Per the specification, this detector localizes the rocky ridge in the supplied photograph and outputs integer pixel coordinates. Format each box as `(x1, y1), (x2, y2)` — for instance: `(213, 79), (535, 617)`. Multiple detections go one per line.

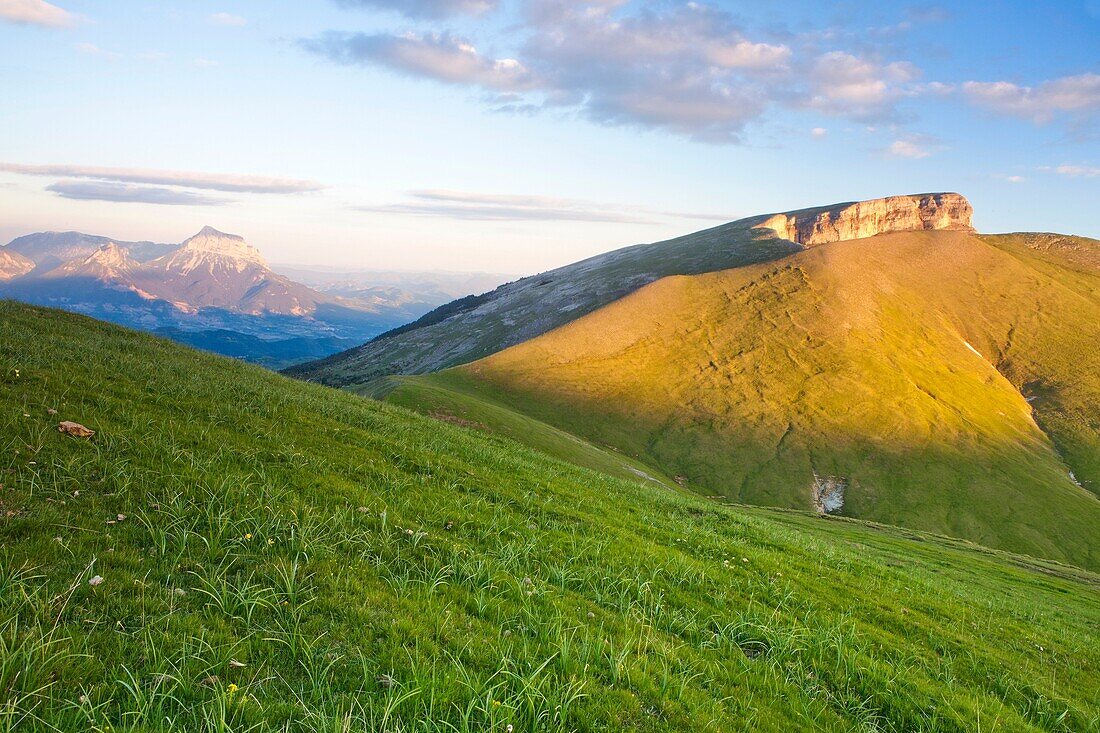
(753, 193), (974, 247)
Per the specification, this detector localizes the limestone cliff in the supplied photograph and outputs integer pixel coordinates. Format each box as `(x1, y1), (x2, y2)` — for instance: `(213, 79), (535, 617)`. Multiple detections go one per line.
(753, 192), (973, 247)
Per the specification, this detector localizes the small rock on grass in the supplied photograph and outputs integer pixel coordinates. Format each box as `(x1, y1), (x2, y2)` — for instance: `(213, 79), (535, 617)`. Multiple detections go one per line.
(58, 421), (95, 438)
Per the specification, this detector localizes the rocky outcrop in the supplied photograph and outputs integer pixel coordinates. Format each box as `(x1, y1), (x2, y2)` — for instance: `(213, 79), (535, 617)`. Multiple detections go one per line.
(753, 193), (974, 247)
(49, 243), (140, 281)
(159, 226), (268, 273)
(0, 248), (34, 281)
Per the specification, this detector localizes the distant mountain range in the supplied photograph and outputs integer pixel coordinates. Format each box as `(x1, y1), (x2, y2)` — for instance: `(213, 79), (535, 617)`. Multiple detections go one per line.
(0, 227), (507, 368)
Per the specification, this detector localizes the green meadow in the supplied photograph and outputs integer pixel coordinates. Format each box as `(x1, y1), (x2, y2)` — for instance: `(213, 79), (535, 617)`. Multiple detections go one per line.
(2, 300), (1098, 732)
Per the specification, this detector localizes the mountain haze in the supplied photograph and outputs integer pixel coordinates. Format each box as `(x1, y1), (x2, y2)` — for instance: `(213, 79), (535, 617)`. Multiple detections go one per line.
(0, 228), (483, 368)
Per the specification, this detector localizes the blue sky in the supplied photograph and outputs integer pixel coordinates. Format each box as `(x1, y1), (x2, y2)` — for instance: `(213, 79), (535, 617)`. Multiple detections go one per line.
(1, 0), (1097, 273)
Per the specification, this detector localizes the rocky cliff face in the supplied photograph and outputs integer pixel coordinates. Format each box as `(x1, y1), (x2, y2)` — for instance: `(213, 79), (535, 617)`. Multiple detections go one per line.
(0, 249), (34, 281)
(161, 226), (268, 274)
(753, 193), (973, 247)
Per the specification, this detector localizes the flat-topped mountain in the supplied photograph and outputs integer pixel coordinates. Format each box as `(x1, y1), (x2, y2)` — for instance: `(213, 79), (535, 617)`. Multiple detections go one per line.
(751, 192), (974, 246)
(377, 227), (1100, 570)
(286, 191), (1100, 569)
(288, 192), (974, 386)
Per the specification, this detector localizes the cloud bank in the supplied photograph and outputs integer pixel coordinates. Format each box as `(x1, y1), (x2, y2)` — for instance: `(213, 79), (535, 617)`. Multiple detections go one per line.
(358, 189), (733, 224)
(0, 163), (326, 194)
(961, 73), (1100, 124)
(305, 0), (1099, 145)
(46, 181), (227, 206)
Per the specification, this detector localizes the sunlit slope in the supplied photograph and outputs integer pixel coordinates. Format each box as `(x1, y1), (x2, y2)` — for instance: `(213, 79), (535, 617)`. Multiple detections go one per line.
(438, 231), (1100, 569)
(3, 301), (1100, 732)
(287, 221), (801, 385)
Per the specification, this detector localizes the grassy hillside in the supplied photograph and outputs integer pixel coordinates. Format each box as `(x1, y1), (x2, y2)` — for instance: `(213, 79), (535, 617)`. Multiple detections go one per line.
(287, 220), (801, 385)
(363, 375), (678, 489)
(405, 231), (1100, 570)
(2, 300), (1099, 731)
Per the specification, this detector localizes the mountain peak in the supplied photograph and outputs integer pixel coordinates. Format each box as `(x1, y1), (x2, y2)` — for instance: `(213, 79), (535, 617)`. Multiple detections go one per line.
(753, 192), (974, 247)
(180, 226), (267, 268)
(194, 225), (243, 240)
(85, 242), (133, 267)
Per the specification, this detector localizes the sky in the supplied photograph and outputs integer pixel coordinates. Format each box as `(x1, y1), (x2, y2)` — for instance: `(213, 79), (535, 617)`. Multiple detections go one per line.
(0, 0), (1097, 274)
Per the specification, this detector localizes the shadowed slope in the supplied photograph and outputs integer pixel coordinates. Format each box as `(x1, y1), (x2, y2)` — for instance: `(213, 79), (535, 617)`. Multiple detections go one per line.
(428, 230), (1100, 569)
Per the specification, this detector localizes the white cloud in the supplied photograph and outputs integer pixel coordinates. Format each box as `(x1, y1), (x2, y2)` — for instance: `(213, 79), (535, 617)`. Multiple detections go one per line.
(193, 58), (220, 68)
(208, 12), (247, 27)
(886, 140), (929, 159)
(806, 52), (919, 121)
(811, 127), (827, 139)
(0, 163), (326, 194)
(704, 40), (792, 70)
(961, 73), (1100, 124)
(880, 134), (942, 159)
(1005, 175), (1026, 183)
(304, 32), (538, 92)
(0, 0), (73, 28)
(1052, 164), (1100, 178)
